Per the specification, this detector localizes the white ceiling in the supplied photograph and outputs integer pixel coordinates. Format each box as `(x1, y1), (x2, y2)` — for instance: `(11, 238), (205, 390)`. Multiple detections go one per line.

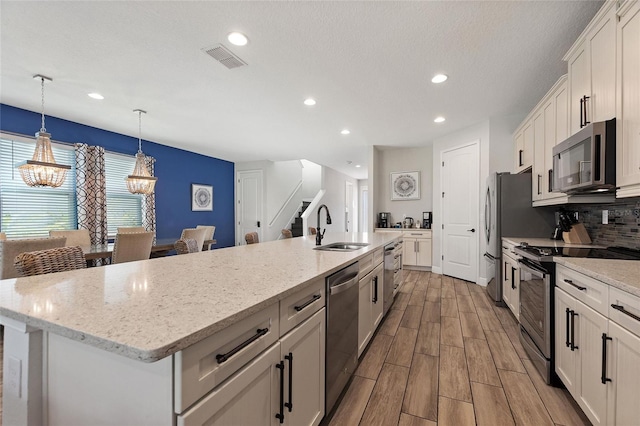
(0, 1), (603, 179)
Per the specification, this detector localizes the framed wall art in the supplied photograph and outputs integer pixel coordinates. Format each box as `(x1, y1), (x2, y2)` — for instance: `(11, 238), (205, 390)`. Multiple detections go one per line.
(390, 171), (420, 200)
(191, 183), (213, 211)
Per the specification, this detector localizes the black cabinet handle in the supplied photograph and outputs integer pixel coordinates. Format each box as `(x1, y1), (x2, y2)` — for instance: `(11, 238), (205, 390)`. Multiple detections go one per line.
(565, 308), (571, 348)
(216, 328), (268, 364)
(548, 169), (553, 193)
(519, 150), (523, 167)
(275, 361), (285, 423)
(511, 266), (516, 290)
(570, 311), (579, 351)
(601, 333), (612, 384)
(580, 97), (584, 128)
(373, 276), (378, 303)
(285, 352), (293, 412)
(583, 95), (590, 126)
(611, 304), (640, 322)
(294, 294), (321, 312)
(564, 278), (587, 291)
(538, 174), (542, 195)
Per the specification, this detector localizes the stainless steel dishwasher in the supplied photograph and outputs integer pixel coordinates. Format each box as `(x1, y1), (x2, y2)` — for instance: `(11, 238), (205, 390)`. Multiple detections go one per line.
(325, 261), (359, 415)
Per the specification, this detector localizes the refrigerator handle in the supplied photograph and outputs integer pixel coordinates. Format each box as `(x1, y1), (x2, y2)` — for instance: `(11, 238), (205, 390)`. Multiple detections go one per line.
(484, 187), (491, 245)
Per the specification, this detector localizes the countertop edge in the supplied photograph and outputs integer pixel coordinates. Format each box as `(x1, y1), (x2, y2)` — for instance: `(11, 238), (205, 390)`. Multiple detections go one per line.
(553, 257), (640, 298)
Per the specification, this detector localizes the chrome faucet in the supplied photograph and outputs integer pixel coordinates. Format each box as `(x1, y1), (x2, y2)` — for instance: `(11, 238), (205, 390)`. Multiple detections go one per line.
(316, 204), (332, 245)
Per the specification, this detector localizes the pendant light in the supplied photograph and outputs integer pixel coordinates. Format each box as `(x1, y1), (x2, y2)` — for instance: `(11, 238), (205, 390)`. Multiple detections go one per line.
(125, 109), (157, 195)
(17, 75), (71, 187)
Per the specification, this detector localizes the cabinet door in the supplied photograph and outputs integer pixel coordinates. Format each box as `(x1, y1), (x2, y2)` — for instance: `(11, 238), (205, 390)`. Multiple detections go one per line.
(280, 309), (325, 426)
(505, 256), (519, 320)
(514, 130), (524, 172)
(416, 238), (432, 267)
(575, 300), (609, 426)
(568, 41), (590, 135)
(358, 274), (373, 357)
(589, 4), (616, 123)
(177, 344), (280, 426)
(532, 110), (545, 201)
(606, 321), (640, 426)
(522, 121), (534, 171)
(501, 255), (512, 309)
(555, 288), (577, 392)
(402, 237), (417, 266)
(617, 2), (640, 196)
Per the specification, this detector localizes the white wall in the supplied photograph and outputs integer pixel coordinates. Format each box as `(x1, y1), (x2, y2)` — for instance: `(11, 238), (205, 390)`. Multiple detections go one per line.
(374, 146), (433, 227)
(318, 166), (358, 233)
(431, 121), (490, 283)
(489, 114), (525, 174)
(301, 160), (322, 199)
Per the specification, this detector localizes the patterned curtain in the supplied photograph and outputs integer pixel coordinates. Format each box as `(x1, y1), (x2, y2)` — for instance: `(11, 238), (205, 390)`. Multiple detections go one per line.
(142, 155), (157, 244)
(75, 143), (108, 246)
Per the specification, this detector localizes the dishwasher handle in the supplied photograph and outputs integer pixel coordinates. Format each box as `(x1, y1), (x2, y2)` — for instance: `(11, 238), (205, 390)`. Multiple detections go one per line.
(330, 272), (359, 295)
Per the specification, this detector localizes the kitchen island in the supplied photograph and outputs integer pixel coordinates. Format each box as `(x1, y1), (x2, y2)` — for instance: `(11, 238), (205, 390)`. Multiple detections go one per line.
(0, 232), (398, 426)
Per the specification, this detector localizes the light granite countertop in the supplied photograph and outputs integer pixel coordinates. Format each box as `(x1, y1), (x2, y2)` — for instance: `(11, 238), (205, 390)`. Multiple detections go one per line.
(554, 257), (640, 297)
(0, 232), (397, 363)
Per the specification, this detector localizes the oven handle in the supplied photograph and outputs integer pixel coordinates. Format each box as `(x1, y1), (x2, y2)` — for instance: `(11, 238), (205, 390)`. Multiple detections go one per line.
(518, 258), (548, 277)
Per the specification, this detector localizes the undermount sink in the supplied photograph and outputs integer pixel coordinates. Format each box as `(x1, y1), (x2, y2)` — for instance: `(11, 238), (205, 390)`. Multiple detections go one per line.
(313, 242), (369, 251)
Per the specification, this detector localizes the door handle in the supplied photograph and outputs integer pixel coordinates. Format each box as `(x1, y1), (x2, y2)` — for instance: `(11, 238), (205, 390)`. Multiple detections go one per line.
(467, 228), (475, 233)
(257, 221), (261, 228)
(601, 333), (612, 384)
(570, 311), (579, 351)
(580, 97), (584, 128)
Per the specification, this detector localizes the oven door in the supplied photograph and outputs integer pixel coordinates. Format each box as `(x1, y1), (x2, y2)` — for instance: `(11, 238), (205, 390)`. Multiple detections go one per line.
(518, 258), (552, 358)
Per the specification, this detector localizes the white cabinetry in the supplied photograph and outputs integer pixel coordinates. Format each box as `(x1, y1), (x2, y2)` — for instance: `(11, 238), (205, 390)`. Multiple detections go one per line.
(514, 121), (534, 173)
(616, 1), (640, 198)
(554, 264), (640, 426)
(359, 261), (384, 357)
(565, 1), (617, 135)
(402, 230), (432, 268)
(501, 242), (520, 320)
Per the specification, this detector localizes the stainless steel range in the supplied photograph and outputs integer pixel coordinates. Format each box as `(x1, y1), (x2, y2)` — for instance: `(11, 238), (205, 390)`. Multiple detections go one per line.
(514, 243), (640, 385)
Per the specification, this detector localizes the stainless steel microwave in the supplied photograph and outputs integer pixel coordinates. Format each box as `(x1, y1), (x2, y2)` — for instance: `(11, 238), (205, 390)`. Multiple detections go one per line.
(552, 118), (616, 193)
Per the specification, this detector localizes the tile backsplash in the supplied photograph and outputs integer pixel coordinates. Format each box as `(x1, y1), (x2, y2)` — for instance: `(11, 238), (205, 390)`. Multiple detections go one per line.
(575, 198), (640, 249)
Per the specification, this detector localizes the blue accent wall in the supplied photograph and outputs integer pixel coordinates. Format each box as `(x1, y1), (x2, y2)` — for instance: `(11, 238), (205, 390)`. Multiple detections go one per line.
(0, 104), (235, 248)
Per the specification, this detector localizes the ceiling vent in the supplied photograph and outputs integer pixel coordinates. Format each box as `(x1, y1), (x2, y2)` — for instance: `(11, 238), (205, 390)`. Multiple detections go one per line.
(202, 44), (247, 69)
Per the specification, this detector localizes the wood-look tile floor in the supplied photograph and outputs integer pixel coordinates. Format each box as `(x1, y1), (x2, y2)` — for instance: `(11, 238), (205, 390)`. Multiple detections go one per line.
(328, 271), (591, 426)
(0, 273), (590, 426)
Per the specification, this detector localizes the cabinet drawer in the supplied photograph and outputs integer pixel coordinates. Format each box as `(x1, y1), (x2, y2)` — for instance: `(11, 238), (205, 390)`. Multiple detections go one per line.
(174, 303), (280, 413)
(372, 247), (384, 267)
(279, 277), (325, 336)
(609, 287), (640, 337)
(556, 265), (609, 316)
(359, 253), (374, 279)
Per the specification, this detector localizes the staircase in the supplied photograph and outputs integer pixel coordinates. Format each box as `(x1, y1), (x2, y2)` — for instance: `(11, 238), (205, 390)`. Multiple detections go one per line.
(290, 201), (311, 237)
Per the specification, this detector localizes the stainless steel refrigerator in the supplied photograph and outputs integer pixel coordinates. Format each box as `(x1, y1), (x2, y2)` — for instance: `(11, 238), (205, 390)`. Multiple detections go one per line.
(484, 172), (555, 305)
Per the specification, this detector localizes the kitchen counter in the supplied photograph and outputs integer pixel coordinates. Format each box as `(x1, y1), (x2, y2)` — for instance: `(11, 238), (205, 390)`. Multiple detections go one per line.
(502, 236), (603, 249)
(554, 257), (640, 297)
(0, 232), (396, 362)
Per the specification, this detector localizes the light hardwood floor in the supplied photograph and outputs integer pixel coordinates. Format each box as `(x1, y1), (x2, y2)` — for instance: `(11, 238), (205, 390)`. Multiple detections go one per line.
(0, 272), (589, 426)
(328, 271), (591, 426)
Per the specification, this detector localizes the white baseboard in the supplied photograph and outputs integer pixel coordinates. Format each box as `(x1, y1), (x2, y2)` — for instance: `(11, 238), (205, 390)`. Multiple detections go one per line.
(476, 277), (488, 287)
(432, 266), (442, 274)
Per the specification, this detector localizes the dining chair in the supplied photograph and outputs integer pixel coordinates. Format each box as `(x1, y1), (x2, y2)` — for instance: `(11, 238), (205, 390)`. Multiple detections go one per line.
(111, 232), (154, 264)
(0, 232), (6, 241)
(0, 237), (67, 279)
(281, 229), (293, 239)
(244, 232), (259, 245)
(308, 227), (317, 235)
(117, 226), (146, 234)
(196, 225), (216, 250)
(180, 228), (208, 252)
(49, 229), (91, 247)
(14, 246), (87, 277)
(174, 238), (200, 255)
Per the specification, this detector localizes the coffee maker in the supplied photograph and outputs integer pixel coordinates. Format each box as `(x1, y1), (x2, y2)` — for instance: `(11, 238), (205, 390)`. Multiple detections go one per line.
(378, 212), (390, 228)
(422, 212), (432, 229)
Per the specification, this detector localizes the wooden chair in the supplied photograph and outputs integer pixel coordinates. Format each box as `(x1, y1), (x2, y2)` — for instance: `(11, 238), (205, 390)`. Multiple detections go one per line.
(180, 228), (208, 252)
(281, 229), (293, 239)
(0, 232), (6, 241)
(111, 232), (154, 264)
(117, 226), (146, 234)
(174, 238), (199, 255)
(49, 229), (91, 247)
(308, 227), (317, 235)
(245, 232), (259, 245)
(0, 237), (67, 279)
(14, 246), (87, 277)
(196, 225), (216, 250)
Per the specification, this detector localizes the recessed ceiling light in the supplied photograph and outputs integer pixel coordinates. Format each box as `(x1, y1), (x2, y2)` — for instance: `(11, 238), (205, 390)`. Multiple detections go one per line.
(434, 116), (446, 123)
(355, 164), (361, 168)
(341, 129), (350, 135)
(304, 98), (316, 106)
(227, 32), (248, 46)
(88, 93), (104, 100)
(431, 74), (448, 84)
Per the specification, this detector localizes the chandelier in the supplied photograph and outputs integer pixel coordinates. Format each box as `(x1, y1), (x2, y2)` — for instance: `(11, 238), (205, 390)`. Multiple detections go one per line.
(17, 75), (70, 188)
(125, 109), (157, 195)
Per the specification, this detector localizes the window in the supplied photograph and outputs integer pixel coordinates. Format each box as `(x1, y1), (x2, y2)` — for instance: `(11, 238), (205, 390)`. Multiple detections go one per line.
(0, 133), (143, 239)
(104, 152), (142, 237)
(0, 134), (76, 238)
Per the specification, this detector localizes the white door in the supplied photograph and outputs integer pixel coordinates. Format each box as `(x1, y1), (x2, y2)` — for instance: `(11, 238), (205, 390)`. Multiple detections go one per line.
(237, 170), (263, 245)
(345, 181), (355, 232)
(441, 142), (479, 282)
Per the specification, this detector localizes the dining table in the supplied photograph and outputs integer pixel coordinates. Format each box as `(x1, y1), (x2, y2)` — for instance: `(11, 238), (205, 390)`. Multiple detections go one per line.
(82, 238), (217, 261)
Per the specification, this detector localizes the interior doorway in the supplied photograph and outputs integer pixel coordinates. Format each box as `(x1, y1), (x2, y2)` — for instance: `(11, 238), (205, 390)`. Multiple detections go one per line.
(236, 170), (263, 245)
(441, 141), (479, 282)
(360, 185), (368, 232)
